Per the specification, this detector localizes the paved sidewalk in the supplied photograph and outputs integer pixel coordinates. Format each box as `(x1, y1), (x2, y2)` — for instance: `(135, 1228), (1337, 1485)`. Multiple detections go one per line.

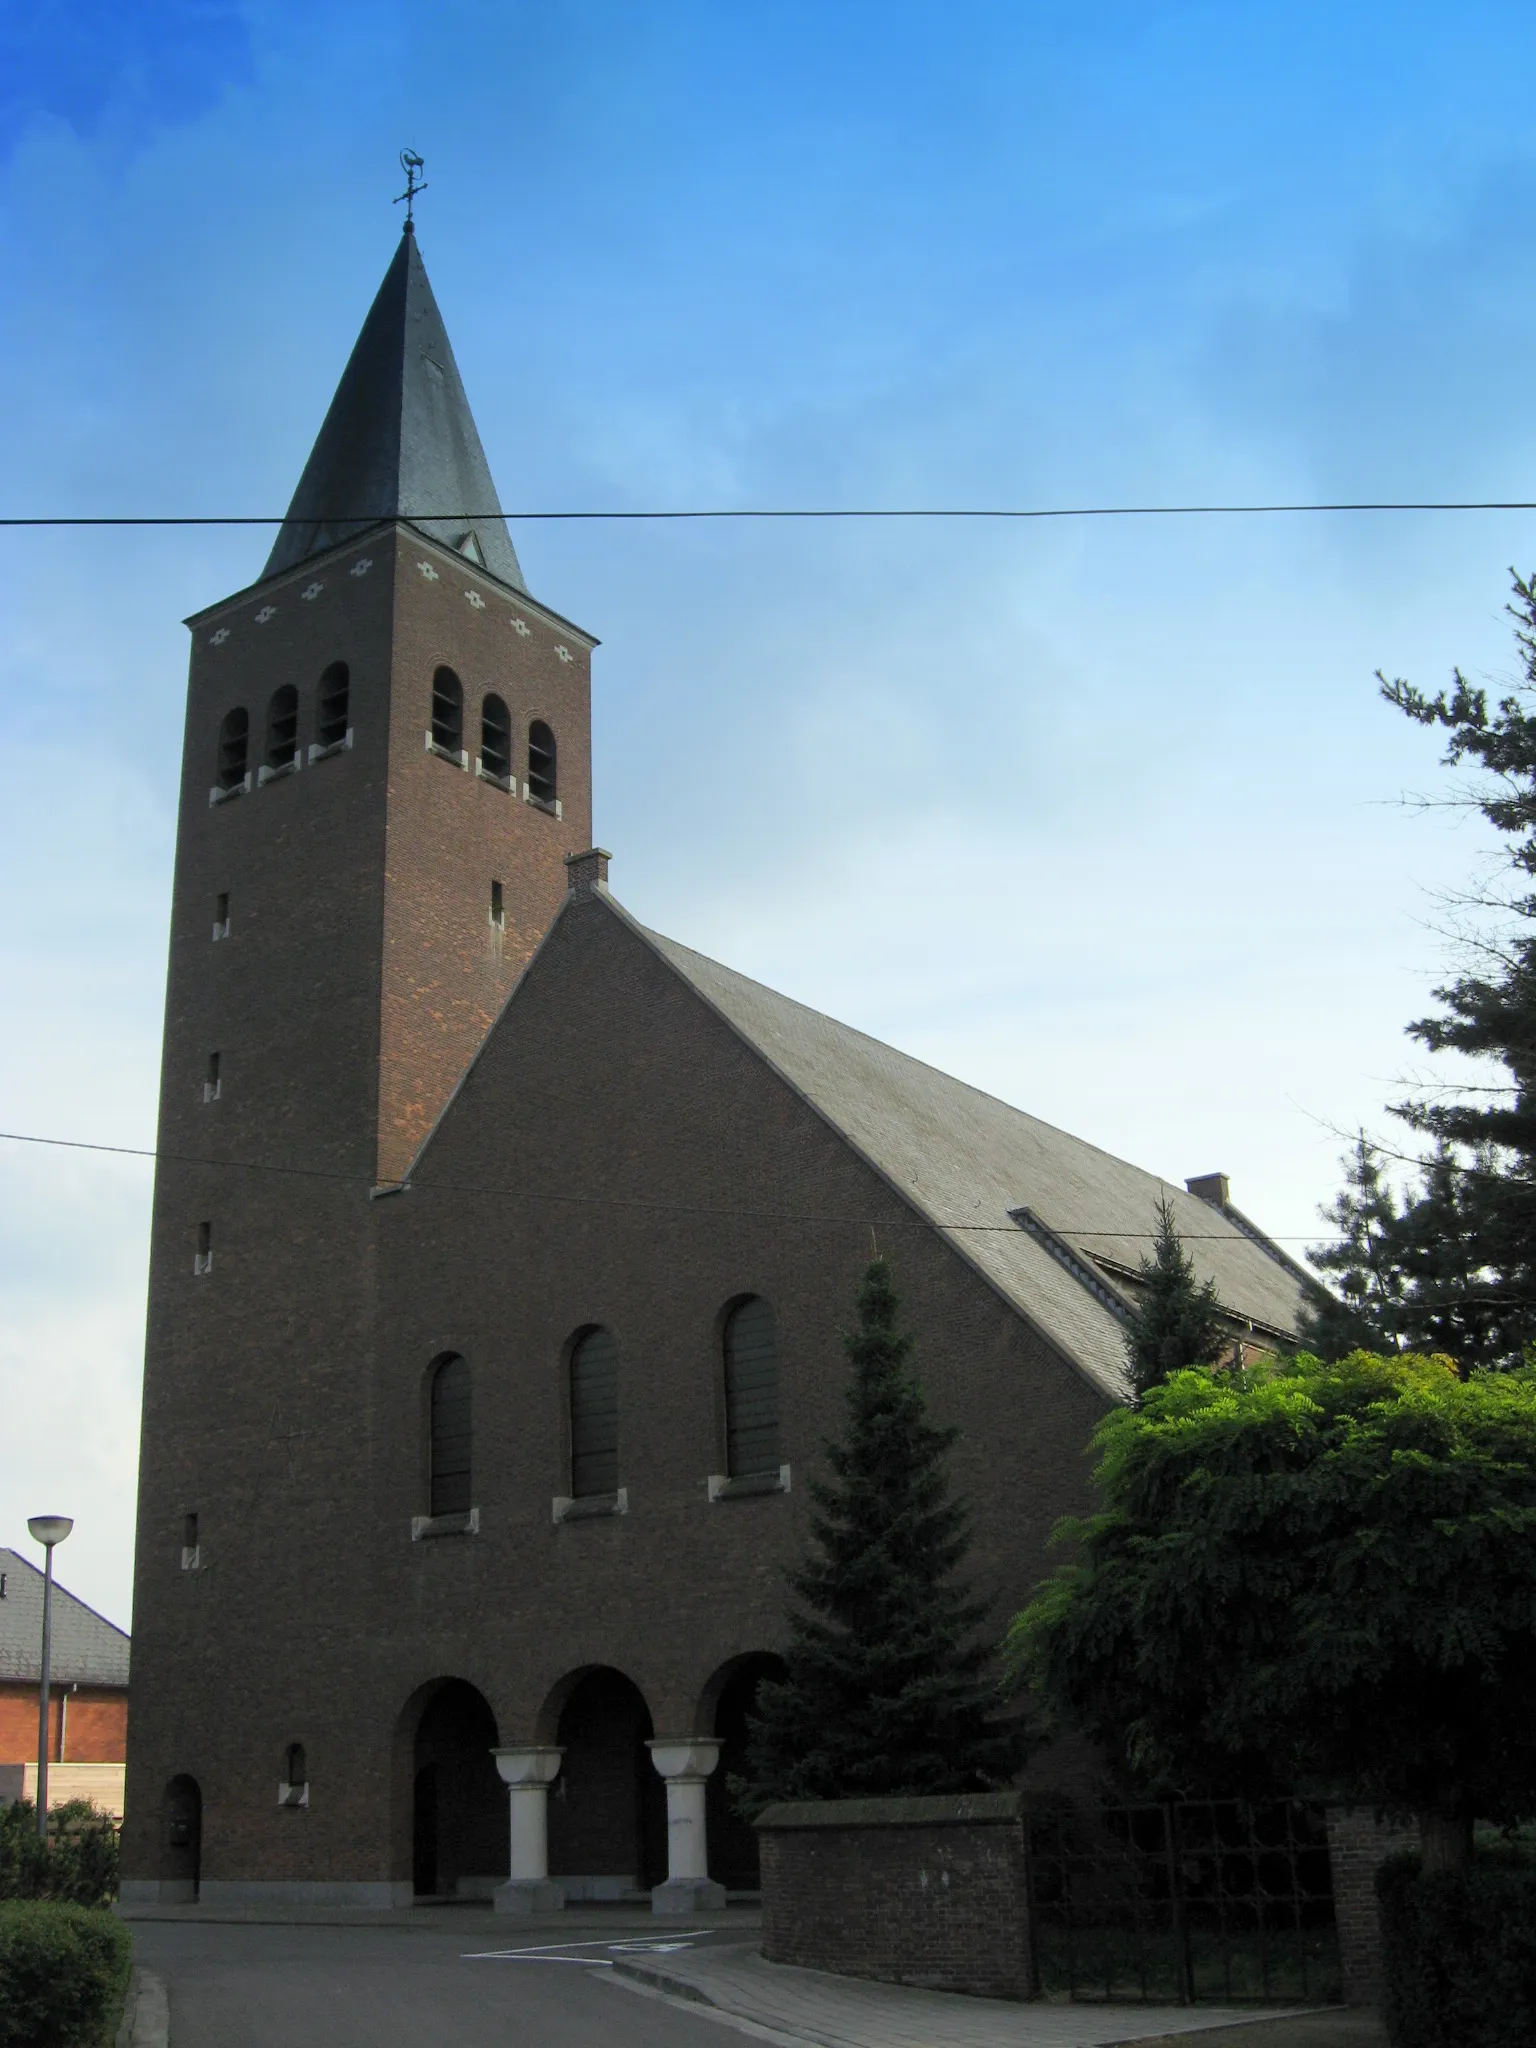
(609, 1942), (1347, 2048)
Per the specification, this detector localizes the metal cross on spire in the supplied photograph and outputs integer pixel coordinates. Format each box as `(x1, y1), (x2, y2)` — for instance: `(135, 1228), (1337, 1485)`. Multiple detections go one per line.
(394, 149), (427, 228)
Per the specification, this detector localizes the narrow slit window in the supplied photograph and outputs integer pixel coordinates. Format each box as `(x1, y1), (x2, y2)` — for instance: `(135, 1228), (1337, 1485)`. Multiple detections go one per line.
(724, 1297), (781, 1477)
(213, 893), (230, 940)
(194, 1221), (213, 1275)
(266, 685), (299, 770)
(204, 1052), (221, 1102)
(317, 662), (350, 746)
(183, 1513), (198, 1549)
(528, 721), (556, 804)
(431, 668), (463, 754)
(569, 1327), (619, 1498)
(429, 1354), (472, 1516)
(284, 1743), (306, 1787)
(216, 708), (249, 791)
(480, 694), (511, 780)
(490, 880), (504, 930)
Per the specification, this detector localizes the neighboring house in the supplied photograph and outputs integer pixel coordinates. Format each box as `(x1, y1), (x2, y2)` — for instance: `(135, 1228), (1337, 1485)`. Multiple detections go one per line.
(120, 223), (1306, 1911)
(0, 1549), (131, 1818)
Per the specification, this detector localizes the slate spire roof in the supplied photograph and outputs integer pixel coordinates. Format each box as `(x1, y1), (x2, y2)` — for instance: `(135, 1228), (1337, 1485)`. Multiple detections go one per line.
(0, 1550), (130, 1687)
(263, 225), (526, 591)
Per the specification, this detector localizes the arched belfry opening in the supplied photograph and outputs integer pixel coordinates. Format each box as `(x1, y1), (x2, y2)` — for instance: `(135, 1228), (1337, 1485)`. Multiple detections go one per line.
(704, 1653), (786, 1892)
(409, 1680), (503, 1901)
(545, 1668), (665, 1899)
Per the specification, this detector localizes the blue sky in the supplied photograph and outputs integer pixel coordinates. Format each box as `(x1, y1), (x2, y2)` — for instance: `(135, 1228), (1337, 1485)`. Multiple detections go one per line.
(4, 0), (1536, 1622)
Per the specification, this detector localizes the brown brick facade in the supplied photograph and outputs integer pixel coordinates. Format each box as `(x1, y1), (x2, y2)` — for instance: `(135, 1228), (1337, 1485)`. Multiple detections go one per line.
(1326, 1806), (1419, 2007)
(758, 1795), (1033, 1999)
(121, 521), (1113, 1907)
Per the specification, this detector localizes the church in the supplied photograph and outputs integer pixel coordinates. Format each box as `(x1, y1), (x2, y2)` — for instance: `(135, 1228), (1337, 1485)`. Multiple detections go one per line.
(119, 221), (1307, 1913)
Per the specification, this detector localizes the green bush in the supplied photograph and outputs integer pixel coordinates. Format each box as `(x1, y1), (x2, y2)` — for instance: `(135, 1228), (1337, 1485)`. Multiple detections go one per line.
(1377, 1849), (1536, 2048)
(0, 1803), (119, 1907)
(0, 1900), (131, 2048)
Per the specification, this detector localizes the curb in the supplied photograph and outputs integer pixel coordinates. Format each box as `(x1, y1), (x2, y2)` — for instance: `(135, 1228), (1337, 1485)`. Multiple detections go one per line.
(611, 1956), (724, 2007)
(115, 1966), (170, 2048)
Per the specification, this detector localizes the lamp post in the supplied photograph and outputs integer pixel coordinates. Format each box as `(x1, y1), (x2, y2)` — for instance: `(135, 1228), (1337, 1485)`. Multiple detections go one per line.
(27, 1517), (73, 1840)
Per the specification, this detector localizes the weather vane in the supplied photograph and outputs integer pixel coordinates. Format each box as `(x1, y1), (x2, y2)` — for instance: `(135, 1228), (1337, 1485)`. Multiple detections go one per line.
(395, 150), (427, 227)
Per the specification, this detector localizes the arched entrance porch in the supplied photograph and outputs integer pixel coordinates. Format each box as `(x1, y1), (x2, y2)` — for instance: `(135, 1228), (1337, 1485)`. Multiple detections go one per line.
(407, 1679), (504, 1900)
(544, 1667), (665, 1899)
(704, 1653), (787, 1893)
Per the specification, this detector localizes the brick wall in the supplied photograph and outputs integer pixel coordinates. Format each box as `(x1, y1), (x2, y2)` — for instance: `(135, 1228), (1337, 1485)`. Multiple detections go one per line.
(757, 1794), (1032, 2000)
(1326, 1806), (1419, 2006)
(0, 1686), (127, 1764)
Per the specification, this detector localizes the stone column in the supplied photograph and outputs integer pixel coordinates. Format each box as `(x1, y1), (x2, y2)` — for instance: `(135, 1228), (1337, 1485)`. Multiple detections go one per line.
(647, 1737), (726, 1915)
(491, 1746), (565, 1915)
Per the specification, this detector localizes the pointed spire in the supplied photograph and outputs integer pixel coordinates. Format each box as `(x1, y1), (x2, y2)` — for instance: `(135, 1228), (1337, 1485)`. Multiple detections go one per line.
(263, 229), (526, 591)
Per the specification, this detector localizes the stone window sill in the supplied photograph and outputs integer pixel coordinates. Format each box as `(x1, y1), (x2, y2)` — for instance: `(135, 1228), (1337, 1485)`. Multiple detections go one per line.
(180, 1546), (201, 1571)
(552, 1487), (628, 1524)
(523, 788), (563, 818)
(708, 1465), (791, 1501)
(475, 761), (515, 792)
(411, 1507), (480, 1541)
(257, 757), (300, 786)
(308, 730), (353, 764)
(425, 733), (469, 769)
(208, 775), (251, 807)
(276, 1781), (310, 1809)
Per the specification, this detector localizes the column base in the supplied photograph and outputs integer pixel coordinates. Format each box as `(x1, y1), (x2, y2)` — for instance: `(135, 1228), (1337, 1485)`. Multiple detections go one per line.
(493, 1878), (566, 1916)
(652, 1877), (726, 1916)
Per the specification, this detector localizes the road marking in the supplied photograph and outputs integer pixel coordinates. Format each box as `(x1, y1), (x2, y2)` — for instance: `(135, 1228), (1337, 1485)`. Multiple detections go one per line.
(464, 1929), (716, 1963)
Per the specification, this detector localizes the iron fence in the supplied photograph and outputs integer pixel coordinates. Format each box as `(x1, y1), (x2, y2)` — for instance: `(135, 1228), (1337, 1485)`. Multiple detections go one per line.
(1026, 1798), (1340, 2004)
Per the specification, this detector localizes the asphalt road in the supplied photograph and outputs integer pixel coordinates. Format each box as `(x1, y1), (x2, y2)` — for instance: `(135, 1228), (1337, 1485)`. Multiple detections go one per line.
(129, 1918), (758, 2048)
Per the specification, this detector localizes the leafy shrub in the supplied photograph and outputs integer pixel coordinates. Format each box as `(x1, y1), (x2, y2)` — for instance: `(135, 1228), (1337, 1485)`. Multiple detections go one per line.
(0, 1900), (131, 2048)
(0, 1803), (119, 1907)
(1377, 1849), (1536, 2048)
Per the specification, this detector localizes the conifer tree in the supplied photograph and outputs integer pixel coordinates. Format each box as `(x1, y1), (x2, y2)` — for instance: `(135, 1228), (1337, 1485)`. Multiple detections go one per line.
(1300, 1134), (1407, 1359)
(738, 1259), (1024, 1809)
(1123, 1198), (1227, 1399)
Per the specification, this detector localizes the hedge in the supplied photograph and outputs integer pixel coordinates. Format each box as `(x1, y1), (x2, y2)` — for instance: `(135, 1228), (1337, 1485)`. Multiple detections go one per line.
(0, 1900), (132, 2048)
(1377, 1849), (1536, 2048)
(0, 1802), (119, 1907)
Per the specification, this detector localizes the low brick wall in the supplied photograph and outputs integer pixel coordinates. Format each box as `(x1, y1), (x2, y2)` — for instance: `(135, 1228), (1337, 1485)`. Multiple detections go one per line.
(756, 1792), (1030, 2000)
(1326, 1806), (1419, 2006)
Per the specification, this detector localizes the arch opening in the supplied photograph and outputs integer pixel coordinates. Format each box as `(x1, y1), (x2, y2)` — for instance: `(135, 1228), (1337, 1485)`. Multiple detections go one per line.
(216, 708), (249, 791)
(317, 661), (350, 747)
(480, 694), (511, 782)
(431, 668), (463, 754)
(568, 1327), (618, 1498)
(428, 1354), (471, 1517)
(527, 720), (556, 803)
(411, 1679), (503, 1900)
(704, 1654), (786, 1892)
(265, 685), (299, 771)
(545, 1668), (664, 1899)
(723, 1297), (781, 1478)
(160, 1773), (202, 1900)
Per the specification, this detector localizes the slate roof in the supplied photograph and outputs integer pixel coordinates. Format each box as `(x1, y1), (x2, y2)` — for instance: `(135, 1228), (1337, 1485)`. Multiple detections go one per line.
(631, 915), (1308, 1402)
(0, 1551), (130, 1689)
(263, 227), (526, 591)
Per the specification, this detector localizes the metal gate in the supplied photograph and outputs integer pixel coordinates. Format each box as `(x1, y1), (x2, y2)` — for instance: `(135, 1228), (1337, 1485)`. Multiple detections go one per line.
(1026, 1799), (1340, 2004)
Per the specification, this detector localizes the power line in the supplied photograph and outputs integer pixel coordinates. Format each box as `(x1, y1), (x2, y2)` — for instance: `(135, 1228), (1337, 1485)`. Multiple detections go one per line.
(2, 500), (1536, 529)
(0, 1125), (1339, 1242)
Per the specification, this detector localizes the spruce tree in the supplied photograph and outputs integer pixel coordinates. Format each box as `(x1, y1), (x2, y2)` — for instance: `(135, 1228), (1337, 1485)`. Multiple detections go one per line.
(739, 1258), (1024, 1809)
(1123, 1198), (1227, 1399)
(1300, 1134), (1407, 1358)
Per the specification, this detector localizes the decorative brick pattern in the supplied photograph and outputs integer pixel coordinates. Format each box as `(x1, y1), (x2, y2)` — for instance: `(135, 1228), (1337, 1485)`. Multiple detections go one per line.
(757, 1795), (1032, 2001)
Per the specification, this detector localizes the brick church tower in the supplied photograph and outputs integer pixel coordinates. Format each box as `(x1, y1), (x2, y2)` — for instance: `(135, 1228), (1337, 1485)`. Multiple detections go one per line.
(122, 224), (595, 1897)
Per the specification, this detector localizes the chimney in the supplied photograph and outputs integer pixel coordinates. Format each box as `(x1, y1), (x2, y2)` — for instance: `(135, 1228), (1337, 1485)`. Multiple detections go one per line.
(1186, 1173), (1230, 1208)
(564, 847), (612, 897)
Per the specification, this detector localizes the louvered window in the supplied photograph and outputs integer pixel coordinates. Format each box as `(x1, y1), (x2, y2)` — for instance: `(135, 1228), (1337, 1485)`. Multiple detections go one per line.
(569, 1327), (619, 1497)
(266, 685), (298, 769)
(528, 720), (557, 803)
(481, 694), (511, 781)
(429, 1354), (472, 1516)
(317, 663), (350, 746)
(724, 1298), (781, 1478)
(216, 708), (249, 790)
(432, 668), (463, 753)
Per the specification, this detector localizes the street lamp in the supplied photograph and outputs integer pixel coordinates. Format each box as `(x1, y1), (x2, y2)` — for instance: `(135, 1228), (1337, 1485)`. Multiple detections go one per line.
(27, 1516), (73, 1841)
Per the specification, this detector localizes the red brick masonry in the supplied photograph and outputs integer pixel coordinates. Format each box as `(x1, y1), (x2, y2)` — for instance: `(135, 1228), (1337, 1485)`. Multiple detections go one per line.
(756, 1793), (1031, 2001)
(1325, 1806), (1419, 2007)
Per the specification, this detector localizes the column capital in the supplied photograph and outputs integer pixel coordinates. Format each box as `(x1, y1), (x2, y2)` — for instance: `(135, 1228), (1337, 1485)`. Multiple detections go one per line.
(646, 1737), (722, 1781)
(492, 1744), (564, 1787)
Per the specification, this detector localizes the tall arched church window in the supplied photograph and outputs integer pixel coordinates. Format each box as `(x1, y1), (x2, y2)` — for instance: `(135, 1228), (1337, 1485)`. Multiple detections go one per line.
(317, 662), (350, 748)
(480, 694), (512, 782)
(724, 1297), (781, 1478)
(216, 708), (249, 791)
(265, 686), (298, 771)
(528, 721), (557, 804)
(429, 1353), (472, 1516)
(569, 1327), (619, 1498)
(431, 668), (463, 754)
